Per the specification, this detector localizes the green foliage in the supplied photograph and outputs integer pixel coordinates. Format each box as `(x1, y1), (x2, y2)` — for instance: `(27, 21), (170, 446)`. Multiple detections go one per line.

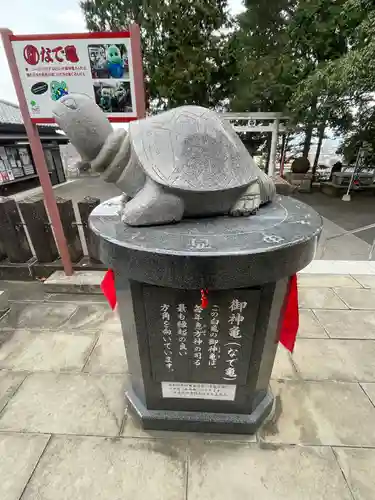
(288, 0), (347, 63)
(143, 0), (231, 109)
(81, 0), (375, 161)
(231, 0), (300, 113)
(338, 106), (375, 165)
(232, 0), (375, 159)
(290, 0), (375, 103)
(80, 0), (232, 110)
(80, 0), (142, 30)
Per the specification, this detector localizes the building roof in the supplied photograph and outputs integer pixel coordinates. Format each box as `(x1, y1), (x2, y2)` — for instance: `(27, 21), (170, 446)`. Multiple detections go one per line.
(0, 99), (68, 143)
(0, 99), (23, 125)
(0, 99), (56, 129)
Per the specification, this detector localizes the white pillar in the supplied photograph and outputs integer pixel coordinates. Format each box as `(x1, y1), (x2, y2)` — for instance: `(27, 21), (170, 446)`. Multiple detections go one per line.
(268, 118), (280, 176)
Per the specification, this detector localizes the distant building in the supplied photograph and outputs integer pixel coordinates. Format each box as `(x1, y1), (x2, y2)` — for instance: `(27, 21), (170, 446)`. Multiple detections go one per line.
(0, 99), (68, 194)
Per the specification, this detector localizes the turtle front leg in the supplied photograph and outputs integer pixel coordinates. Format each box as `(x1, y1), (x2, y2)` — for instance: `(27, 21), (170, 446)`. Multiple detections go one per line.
(122, 178), (185, 226)
(230, 181), (261, 217)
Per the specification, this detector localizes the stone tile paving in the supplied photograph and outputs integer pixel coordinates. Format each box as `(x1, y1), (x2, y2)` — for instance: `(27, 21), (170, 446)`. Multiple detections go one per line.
(298, 287), (349, 309)
(314, 309), (375, 339)
(0, 276), (375, 498)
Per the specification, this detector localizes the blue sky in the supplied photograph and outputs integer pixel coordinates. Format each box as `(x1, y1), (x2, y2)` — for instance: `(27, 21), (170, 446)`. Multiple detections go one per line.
(0, 0), (244, 103)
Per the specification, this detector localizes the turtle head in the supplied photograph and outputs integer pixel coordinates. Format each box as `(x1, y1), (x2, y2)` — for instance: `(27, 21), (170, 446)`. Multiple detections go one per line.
(53, 93), (113, 162)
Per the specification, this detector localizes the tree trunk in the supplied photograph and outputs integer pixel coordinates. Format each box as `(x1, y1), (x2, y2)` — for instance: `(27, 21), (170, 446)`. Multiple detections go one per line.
(313, 124), (326, 168)
(280, 133), (286, 163)
(279, 133), (289, 176)
(311, 121), (326, 182)
(265, 133), (272, 174)
(302, 98), (318, 159)
(302, 123), (314, 159)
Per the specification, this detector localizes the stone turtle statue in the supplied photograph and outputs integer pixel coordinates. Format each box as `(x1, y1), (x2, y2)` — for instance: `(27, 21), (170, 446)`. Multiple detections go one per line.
(53, 94), (276, 226)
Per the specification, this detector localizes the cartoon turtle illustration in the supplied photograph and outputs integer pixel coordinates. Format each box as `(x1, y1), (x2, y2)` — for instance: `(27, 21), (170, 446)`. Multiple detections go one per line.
(50, 81), (68, 101)
(53, 93), (276, 226)
(106, 45), (124, 78)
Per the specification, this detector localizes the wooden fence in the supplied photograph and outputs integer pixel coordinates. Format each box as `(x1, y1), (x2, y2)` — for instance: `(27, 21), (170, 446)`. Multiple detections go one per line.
(0, 196), (104, 280)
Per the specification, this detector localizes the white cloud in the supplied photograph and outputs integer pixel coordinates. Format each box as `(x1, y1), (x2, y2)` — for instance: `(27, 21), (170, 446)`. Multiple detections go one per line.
(53, 9), (87, 32)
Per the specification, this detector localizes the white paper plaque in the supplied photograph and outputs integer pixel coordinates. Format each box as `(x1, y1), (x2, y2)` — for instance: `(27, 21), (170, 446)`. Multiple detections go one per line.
(161, 382), (236, 401)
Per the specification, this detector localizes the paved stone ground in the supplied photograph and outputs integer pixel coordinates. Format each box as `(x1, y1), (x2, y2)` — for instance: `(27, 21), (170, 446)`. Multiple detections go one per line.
(295, 190), (375, 246)
(315, 216), (371, 260)
(0, 276), (375, 499)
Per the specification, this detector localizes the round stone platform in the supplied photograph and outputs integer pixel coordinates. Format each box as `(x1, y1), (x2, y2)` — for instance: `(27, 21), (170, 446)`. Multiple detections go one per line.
(90, 195), (322, 289)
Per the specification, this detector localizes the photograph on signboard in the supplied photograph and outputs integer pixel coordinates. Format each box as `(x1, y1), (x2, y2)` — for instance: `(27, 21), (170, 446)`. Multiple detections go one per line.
(93, 80), (132, 113)
(88, 43), (129, 80)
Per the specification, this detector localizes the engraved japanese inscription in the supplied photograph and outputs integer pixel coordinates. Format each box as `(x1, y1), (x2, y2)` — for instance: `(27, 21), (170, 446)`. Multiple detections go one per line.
(143, 285), (260, 384)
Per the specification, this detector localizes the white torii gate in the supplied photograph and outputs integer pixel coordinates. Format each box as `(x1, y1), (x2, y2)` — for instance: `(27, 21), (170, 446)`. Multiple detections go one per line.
(221, 112), (288, 176)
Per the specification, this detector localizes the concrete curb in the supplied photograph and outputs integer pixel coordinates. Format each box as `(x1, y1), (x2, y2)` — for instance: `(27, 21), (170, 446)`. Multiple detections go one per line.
(300, 260), (375, 275)
(43, 270), (105, 294)
(0, 290), (10, 313)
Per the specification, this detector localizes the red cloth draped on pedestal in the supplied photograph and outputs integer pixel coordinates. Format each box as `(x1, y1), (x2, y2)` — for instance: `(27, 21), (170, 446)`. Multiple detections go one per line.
(101, 269), (300, 352)
(279, 274), (299, 352)
(101, 269), (117, 310)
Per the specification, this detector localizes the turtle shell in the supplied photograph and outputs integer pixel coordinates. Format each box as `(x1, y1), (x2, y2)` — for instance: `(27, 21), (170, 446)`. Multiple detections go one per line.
(128, 106), (258, 192)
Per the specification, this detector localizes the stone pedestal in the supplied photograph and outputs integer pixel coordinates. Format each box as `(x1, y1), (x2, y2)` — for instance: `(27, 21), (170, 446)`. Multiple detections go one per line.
(332, 171), (374, 187)
(90, 195), (322, 434)
(284, 172), (313, 192)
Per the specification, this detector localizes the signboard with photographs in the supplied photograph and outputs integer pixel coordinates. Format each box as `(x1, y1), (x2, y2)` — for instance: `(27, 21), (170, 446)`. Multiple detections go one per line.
(11, 33), (137, 123)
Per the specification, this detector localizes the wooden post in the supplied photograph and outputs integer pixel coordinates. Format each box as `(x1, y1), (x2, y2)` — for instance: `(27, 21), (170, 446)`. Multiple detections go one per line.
(130, 23), (146, 119)
(18, 198), (58, 263)
(0, 239), (7, 261)
(78, 197), (101, 262)
(0, 198), (32, 263)
(56, 198), (83, 263)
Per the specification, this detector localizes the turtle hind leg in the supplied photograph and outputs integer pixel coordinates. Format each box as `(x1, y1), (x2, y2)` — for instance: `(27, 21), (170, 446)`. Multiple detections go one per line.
(230, 181), (261, 217)
(122, 178), (184, 226)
